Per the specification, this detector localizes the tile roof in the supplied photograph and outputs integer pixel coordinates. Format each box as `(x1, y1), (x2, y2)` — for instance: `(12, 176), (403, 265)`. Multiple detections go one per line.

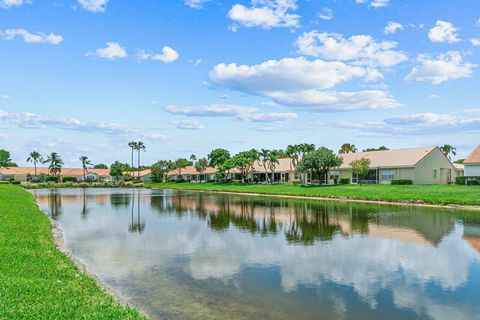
(337, 147), (437, 169)
(127, 169), (152, 177)
(464, 146), (480, 164)
(166, 166), (218, 176)
(0, 167), (111, 176)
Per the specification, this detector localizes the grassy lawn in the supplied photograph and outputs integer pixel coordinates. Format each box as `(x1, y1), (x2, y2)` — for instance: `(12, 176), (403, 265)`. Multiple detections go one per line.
(146, 182), (480, 206)
(0, 185), (147, 320)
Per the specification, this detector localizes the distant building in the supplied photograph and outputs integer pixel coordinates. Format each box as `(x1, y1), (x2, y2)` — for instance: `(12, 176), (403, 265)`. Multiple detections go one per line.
(464, 146), (480, 177)
(0, 167), (111, 182)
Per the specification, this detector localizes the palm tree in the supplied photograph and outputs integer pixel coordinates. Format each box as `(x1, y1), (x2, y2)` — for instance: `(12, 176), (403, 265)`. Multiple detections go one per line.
(339, 143), (358, 154)
(128, 141), (137, 175)
(27, 151), (43, 176)
(79, 156), (92, 181)
(268, 151), (280, 183)
(258, 149), (271, 183)
(190, 154), (197, 162)
(439, 144), (457, 160)
(44, 152), (64, 178)
(135, 142), (146, 179)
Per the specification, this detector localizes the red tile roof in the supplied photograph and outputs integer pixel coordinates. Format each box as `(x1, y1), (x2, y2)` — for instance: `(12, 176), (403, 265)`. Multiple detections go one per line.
(464, 146), (480, 164)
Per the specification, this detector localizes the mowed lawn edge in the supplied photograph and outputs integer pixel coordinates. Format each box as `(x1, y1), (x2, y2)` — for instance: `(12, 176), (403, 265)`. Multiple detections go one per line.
(0, 185), (147, 320)
(146, 182), (480, 207)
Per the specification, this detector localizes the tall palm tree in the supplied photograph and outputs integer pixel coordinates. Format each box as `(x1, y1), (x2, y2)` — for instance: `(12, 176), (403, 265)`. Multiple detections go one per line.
(26, 151), (43, 176)
(439, 144), (457, 160)
(79, 156), (92, 181)
(268, 151), (280, 183)
(128, 141), (137, 175)
(44, 152), (64, 178)
(190, 154), (197, 162)
(135, 142), (146, 179)
(339, 143), (358, 154)
(258, 149), (271, 183)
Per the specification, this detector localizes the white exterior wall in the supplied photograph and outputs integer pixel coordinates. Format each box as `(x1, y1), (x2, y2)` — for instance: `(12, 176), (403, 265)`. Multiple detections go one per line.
(465, 164), (480, 176)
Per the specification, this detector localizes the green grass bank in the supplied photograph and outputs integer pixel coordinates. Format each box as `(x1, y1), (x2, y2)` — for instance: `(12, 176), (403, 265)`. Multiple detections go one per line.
(146, 182), (480, 206)
(0, 185), (147, 320)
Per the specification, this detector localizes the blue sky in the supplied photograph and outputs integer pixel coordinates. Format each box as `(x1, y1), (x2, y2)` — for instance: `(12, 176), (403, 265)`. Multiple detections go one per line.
(1, 0), (479, 166)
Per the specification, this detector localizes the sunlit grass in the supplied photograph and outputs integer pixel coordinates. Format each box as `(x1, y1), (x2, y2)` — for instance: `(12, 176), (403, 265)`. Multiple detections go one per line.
(146, 182), (480, 206)
(0, 185), (147, 319)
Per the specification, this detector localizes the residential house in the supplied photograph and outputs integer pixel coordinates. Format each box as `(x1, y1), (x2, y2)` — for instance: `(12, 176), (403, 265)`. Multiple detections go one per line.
(464, 146), (480, 177)
(0, 167), (111, 182)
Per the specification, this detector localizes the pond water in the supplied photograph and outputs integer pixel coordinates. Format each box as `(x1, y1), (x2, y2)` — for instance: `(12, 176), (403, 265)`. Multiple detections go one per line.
(32, 188), (480, 320)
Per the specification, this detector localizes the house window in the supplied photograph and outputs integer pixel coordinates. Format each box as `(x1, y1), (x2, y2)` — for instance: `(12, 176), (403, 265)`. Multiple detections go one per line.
(352, 173), (358, 184)
(329, 171), (340, 180)
(433, 169), (438, 178)
(380, 169), (395, 180)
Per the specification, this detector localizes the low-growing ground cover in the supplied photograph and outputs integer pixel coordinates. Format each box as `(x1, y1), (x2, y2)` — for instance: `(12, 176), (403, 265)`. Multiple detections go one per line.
(146, 182), (480, 206)
(0, 185), (147, 319)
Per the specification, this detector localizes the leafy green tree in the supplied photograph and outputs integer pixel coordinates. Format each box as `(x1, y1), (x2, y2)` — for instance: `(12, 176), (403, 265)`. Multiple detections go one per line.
(110, 161), (129, 180)
(219, 157), (236, 181)
(439, 144), (457, 160)
(298, 147), (343, 184)
(79, 156), (92, 180)
(0, 149), (11, 173)
(453, 159), (465, 164)
(26, 151), (43, 176)
(350, 157), (371, 185)
(363, 146), (389, 152)
(339, 143), (358, 154)
(151, 160), (172, 183)
(44, 152), (64, 177)
(195, 158), (208, 181)
(207, 148), (231, 168)
(230, 149), (259, 183)
(93, 163), (108, 169)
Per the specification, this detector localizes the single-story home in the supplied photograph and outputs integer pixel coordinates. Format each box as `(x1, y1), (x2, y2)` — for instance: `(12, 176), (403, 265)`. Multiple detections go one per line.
(0, 167), (111, 182)
(464, 146), (480, 177)
(166, 146), (461, 185)
(127, 169), (153, 182)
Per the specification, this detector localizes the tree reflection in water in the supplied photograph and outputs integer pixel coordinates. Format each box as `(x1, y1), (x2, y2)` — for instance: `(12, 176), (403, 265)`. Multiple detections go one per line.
(128, 190), (145, 234)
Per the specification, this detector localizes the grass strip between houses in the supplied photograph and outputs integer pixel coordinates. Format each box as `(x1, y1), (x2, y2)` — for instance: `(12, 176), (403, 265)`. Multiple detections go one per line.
(146, 182), (480, 207)
(0, 185), (147, 320)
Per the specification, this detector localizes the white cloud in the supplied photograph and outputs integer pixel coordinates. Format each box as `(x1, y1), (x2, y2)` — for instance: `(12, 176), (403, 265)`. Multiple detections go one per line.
(429, 20), (460, 43)
(318, 7), (333, 21)
(356, 0), (390, 8)
(87, 42), (128, 60)
(405, 51), (476, 84)
(471, 38), (480, 46)
(170, 119), (205, 130)
(2, 28), (63, 44)
(209, 57), (400, 112)
(477, 18), (480, 27)
(228, 0), (300, 29)
(0, 108), (166, 139)
(77, 0), (109, 13)
(210, 57), (369, 93)
(295, 31), (408, 68)
(0, 94), (10, 100)
(1, 0), (28, 8)
(334, 109), (480, 135)
(384, 21), (404, 34)
(164, 104), (297, 122)
(136, 46), (179, 64)
(184, 0), (209, 9)
(429, 94), (440, 99)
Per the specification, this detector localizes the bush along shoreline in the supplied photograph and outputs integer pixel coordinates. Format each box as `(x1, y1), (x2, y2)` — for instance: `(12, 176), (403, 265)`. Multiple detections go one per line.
(22, 181), (145, 189)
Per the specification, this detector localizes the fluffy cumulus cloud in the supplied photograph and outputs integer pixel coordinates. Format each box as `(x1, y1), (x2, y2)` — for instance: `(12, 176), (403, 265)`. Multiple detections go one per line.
(428, 20), (460, 43)
(405, 51), (476, 84)
(165, 104), (297, 122)
(471, 38), (480, 46)
(384, 21), (404, 35)
(209, 57), (400, 112)
(1, 0), (28, 8)
(87, 42), (128, 60)
(136, 46), (179, 63)
(318, 7), (333, 21)
(170, 119), (205, 130)
(184, 0), (209, 9)
(356, 0), (390, 8)
(295, 31), (408, 68)
(0, 109), (166, 139)
(77, 0), (109, 13)
(334, 109), (480, 135)
(228, 0), (300, 29)
(2, 28), (63, 44)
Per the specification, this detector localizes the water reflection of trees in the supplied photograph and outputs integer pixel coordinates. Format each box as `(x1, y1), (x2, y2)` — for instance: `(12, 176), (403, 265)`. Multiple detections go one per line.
(47, 191), (62, 218)
(150, 192), (467, 246)
(128, 190), (145, 234)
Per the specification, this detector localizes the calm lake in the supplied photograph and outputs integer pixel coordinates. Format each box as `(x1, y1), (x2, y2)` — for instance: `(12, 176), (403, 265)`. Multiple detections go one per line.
(32, 188), (480, 320)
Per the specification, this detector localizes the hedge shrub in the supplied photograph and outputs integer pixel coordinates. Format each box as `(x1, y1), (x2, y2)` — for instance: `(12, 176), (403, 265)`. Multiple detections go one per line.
(45, 176), (59, 183)
(291, 180), (301, 186)
(339, 177), (350, 185)
(391, 179), (413, 185)
(62, 176), (78, 183)
(456, 176), (480, 185)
